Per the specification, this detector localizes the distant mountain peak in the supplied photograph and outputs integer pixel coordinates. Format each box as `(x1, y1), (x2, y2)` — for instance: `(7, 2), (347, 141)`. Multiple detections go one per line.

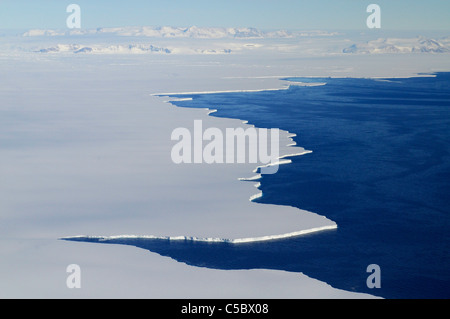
(22, 26), (339, 39)
(343, 36), (450, 54)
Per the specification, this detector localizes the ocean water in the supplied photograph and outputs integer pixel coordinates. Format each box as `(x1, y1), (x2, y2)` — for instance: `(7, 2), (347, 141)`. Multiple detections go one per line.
(67, 73), (450, 298)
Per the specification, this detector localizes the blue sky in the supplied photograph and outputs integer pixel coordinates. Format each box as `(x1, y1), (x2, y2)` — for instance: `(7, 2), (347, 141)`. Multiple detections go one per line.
(0, 0), (449, 31)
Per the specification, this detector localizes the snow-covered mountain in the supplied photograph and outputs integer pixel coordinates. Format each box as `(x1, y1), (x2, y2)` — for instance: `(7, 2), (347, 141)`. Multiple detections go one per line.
(19, 26), (341, 55)
(343, 37), (450, 54)
(34, 43), (236, 55)
(22, 26), (339, 39)
(36, 43), (171, 54)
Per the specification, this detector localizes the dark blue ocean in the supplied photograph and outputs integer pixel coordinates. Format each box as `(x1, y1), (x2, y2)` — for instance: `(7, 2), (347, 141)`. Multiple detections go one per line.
(68, 73), (450, 298)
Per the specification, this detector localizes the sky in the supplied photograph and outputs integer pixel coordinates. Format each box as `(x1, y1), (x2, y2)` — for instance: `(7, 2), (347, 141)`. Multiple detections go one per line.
(0, 0), (449, 31)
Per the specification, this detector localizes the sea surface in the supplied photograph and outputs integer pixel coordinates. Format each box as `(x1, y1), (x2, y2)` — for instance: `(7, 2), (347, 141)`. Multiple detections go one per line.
(68, 72), (450, 298)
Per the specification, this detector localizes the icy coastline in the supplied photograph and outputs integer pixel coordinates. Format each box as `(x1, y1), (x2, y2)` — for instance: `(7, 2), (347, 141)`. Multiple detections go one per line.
(4, 28), (449, 297)
(63, 224), (338, 244)
(0, 52), (347, 298)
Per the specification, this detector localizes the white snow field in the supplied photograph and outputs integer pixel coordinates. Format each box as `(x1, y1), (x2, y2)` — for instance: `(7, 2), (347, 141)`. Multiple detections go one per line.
(1, 28), (449, 298)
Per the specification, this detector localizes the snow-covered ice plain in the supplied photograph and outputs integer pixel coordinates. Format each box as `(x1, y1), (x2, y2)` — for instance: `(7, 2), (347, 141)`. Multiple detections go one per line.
(1, 27), (449, 298)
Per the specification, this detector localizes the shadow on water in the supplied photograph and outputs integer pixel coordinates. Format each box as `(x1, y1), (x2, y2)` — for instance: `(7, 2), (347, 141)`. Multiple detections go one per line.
(62, 225), (449, 299)
(63, 229), (385, 298)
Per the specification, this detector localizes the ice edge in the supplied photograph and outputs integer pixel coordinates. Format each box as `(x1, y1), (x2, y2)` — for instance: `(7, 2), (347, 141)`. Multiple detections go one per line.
(61, 224), (337, 244)
(154, 91), (313, 202)
(112, 85), (336, 243)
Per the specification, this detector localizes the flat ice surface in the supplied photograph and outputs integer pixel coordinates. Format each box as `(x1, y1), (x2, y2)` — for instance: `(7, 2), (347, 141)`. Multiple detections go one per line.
(1, 33), (449, 298)
(0, 57), (334, 241)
